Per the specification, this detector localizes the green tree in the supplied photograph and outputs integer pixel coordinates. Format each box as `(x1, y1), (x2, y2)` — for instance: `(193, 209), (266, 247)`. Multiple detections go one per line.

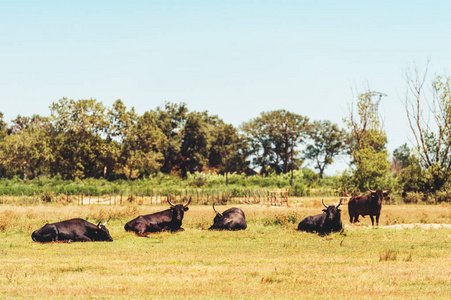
(405, 69), (451, 202)
(49, 98), (109, 179)
(209, 123), (249, 184)
(153, 102), (188, 175)
(240, 110), (309, 175)
(0, 115), (52, 178)
(344, 91), (391, 190)
(179, 111), (219, 176)
(392, 144), (423, 193)
(304, 120), (346, 178)
(126, 111), (166, 178)
(0, 112), (6, 139)
(107, 99), (138, 178)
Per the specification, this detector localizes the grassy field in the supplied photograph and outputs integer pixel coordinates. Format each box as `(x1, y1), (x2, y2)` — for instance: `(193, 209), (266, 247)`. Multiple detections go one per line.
(0, 199), (450, 299)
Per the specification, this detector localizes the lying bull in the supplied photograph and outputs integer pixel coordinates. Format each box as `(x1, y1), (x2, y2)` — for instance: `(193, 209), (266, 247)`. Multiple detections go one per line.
(124, 196), (191, 236)
(348, 189), (389, 226)
(32, 218), (113, 243)
(297, 199), (342, 234)
(208, 203), (247, 231)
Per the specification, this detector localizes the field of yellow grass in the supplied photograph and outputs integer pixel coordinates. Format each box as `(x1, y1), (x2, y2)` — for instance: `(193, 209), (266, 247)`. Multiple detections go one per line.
(0, 200), (450, 299)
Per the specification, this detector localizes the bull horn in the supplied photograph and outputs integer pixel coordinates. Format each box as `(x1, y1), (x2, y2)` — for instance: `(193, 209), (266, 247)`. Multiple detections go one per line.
(367, 188), (376, 193)
(167, 195), (176, 207)
(342, 187), (349, 197)
(96, 220), (101, 227)
(382, 190), (390, 194)
(322, 199), (328, 208)
(336, 198), (342, 208)
(212, 203), (223, 217)
(102, 217), (111, 226)
(183, 196), (192, 208)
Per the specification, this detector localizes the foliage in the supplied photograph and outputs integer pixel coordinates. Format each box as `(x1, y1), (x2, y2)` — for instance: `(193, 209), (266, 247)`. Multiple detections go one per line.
(304, 120), (346, 178)
(0, 118), (52, 179)
(343, 91), (391, 190)
(391, 144), (424, 193)
(405, 70), (451, 202)
(240, 110), (309, 175)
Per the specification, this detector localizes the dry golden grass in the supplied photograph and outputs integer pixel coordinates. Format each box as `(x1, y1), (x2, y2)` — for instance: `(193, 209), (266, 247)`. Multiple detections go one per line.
(0, 201), (450, 299)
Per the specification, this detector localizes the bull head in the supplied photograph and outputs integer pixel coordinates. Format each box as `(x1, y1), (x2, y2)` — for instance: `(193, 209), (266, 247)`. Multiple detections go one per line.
(212, 203), (223, 218)
(94, 217), (113, 241)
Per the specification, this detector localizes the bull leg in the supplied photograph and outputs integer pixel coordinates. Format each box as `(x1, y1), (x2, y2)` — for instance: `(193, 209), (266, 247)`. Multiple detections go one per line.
(369, 215), (375, 226)
(136, 223), (149, 236)
(376, 213), (380, 227)
(146, 224), (165, 233)
(74, 235), (92, 242)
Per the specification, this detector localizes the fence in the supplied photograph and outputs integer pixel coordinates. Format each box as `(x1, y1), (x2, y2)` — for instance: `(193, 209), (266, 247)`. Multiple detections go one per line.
(1, 188), (292, 207)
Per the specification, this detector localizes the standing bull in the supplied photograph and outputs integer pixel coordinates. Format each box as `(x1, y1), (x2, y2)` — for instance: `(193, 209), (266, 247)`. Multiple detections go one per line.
(124, 196), (191, 236)
(348, 189), (389, 226)
(31, 218), (113, 243)
(297, 199), (342, 234)
(208, 203), (247, 231)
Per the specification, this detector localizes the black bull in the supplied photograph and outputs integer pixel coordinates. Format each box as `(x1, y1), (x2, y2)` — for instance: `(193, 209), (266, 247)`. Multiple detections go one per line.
(124, 197), (191, 236)
(348, 189), (389, 226)
(31, 218), (113, 243)
(297, 199), (343, 234)
(209, 204), (247, 230)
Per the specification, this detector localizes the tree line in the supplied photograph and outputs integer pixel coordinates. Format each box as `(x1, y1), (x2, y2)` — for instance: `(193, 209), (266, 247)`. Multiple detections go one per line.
(0, 99), (346, 181)
(1, 70), (450, 202)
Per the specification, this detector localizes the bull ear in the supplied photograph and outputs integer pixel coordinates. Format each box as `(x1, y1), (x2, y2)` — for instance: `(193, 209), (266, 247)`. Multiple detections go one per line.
(167, 195), (176, 207)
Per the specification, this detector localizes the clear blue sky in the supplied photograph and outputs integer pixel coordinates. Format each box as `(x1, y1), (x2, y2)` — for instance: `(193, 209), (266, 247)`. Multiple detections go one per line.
(1, 1), (450, 174)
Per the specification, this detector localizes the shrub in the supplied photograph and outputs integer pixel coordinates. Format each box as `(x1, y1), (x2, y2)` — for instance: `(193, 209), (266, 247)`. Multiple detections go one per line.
(379, 249), (397, 261)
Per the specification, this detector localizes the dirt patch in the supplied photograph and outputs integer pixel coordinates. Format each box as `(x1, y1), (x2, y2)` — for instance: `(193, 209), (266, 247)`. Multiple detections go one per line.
(380, 223), (451, 229)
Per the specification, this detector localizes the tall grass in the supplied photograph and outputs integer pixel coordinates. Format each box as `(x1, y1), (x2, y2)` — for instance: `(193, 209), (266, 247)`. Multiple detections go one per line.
(0, 170), (343, 198)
